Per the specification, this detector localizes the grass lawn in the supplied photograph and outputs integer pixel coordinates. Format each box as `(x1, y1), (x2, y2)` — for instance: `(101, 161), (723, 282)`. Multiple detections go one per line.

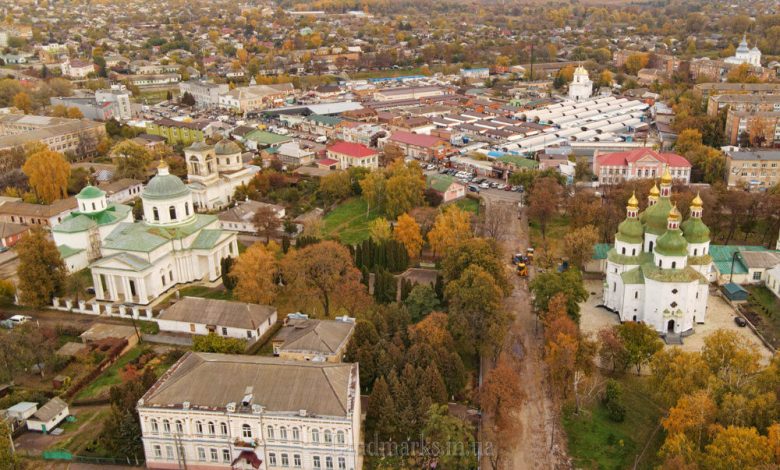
(563, 375), (665, 470)
(746, 285), (780, 348)
(76, 347), (145, 400)
(529, 213), (570, 257)
(322, 197), (381, 246)
(452, 197), (480, 214)
(56, 408), (111, 454)
(177, 285), (234, 301)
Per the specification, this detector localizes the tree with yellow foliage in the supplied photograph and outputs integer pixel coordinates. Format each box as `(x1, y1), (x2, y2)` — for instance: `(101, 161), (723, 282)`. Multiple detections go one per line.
(231, 243), (279, 305)
(368, 217), (391, 242)
(393, 213), (423, 258)
(427, 206), (472, 256)
(12, 91), (32, 114)
(624, 52), (649, 75)
(22, 148), (70, 203)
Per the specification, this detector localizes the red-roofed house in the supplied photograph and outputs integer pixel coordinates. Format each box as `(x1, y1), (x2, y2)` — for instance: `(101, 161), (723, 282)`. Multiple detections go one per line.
(595, 149), (691, 185)
(386, 131), (450, 161)
(326, 141), (379, 170)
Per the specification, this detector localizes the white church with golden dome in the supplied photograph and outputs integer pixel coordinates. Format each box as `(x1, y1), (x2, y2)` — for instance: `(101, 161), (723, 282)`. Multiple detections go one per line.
(602, 169), (711, 337)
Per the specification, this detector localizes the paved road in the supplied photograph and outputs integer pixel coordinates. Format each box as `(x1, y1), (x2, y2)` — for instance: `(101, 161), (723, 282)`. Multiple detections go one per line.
(478, 196), (569, 469)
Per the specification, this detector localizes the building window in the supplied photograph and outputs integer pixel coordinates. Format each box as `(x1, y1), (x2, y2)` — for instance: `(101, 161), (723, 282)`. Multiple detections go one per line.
(185, 202), (190, 216)
(150, 419), (158, 433)
(153, 445), (162, 458)
(336, 431), (345, 444)
(634, 291), (638, 299)
(338, 457), (346, 470)
(195, 421), (203, 435)
(197, 447), (206, 461)
(324, 430), (332, 444)
(222, 327), (228, 336)
(210, 448), (218, 462)
(175, 420), (183, 434)
(312, 429), (320, 443)
(671, 262), (677, 269)
(169, 206), (177, 220)
(208, 422), (215, 436)
(242, 424), (252, 438)
(621, 247), (625, 255)
(153, 207), (159, 221)
(294, 454), (302, 467)
(163, 419), (171, 434)
(754, 271), (762, 280)
(166, 445), (174, 460)
(313, 456), (321, 469)
(267, 426), (274, 439)
(269, 453), (277, 466)
(222, 449), (231, 462)
(280, 427), (287, 440)
(281, 453), (289, 467)
(292, 427), (300, 441)
(613, 282), (616, 292)
(326, 456), (333, 469)
(220, 422), (228, 436)
(694, 248), (698, 255)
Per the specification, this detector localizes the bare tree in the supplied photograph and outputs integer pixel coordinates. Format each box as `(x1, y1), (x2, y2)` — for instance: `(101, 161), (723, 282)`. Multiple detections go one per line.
(479, 202), (513, 240)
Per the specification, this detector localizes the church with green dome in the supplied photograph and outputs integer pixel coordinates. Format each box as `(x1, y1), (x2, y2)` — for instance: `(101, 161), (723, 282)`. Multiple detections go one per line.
(53, 161), (239, 305)
(602, 169), (712, 337)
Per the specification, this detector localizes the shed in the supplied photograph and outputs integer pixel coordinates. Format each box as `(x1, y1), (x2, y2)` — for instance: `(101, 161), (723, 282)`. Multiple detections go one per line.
(721, 283), (748, 302)
(26, 397), (69, 433)
(6, 402), (37, 421)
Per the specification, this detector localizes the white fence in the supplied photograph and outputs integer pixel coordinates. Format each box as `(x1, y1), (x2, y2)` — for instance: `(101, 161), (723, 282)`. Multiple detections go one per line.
(50, 297), (155, 321)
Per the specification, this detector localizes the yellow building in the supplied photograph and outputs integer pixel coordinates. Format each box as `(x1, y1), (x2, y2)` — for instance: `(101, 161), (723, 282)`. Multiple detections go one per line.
(146, 118), (208, 145)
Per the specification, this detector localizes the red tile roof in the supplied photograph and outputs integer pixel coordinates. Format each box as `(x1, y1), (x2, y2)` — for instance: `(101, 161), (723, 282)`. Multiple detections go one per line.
(597, 149), (691, 167)
(327, 141), (378, 159)
(317, 158), (339, 166)
(389, 131), (445, 148)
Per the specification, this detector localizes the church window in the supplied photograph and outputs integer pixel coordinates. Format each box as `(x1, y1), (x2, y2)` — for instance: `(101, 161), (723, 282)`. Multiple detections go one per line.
(161, 274), (166, 285)
(649, 241), (654, 252)
(694, 249), (697, 255)
(671, 262), (677, 269)
(185, 202), (190, 216)
(696, 292), (699, 299)
(169, 206), (177, 220)
(92, 202), (96, 210)
(621, 247), (625, 255)
(672, 289), (678, 294)
(153, 207), (159, 221)
(659, 260), (662, 268)
(613, 283), (616, 292)
(670, 301), (678, 308)
(634, 292), (638, 299)
(632, 249), (636, 256)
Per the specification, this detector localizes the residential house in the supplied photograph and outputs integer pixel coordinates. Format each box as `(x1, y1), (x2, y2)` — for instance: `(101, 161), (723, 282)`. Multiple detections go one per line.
(98, 178), (144, 204)
(0, 222), (29, 247)
(276, 141), (316, 166)
(765, 265), (780, 299)
(61, 59), (94, 79)
(0, 198), (77, 227)
(156, 297), (277, 341)
(326, 142), (379, 170)
(272, 313), (356, 363)
(724, 110), (780, 147)
(137, 352), (361, 470)
(426, 174), (465, 203)
(219, 83), (294, 114)
(26, 397), (69, 433)
(218, 200), (286, 233)
(0, 114), (107, 157)
(179, 80), (230, 108)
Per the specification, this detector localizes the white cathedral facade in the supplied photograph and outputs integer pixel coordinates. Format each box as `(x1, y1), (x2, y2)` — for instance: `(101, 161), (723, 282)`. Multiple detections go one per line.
(725, 33), (761, 67)
(53, 162), (239, 305)
(185, 139), (257, 211)
(568, 65), (593, 102)
(602, 170), (711, 336)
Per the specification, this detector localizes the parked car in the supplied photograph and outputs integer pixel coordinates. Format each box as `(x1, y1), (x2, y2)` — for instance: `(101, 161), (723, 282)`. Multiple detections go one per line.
(734, 316), (747, 327)
(490, 182), (499, 188)
(8, 315), (32, 325)
(479, 181), (490, 189)
(467, 184), (480, 193)
(497, 183), (507, 190)
(503, 184), (513, 191)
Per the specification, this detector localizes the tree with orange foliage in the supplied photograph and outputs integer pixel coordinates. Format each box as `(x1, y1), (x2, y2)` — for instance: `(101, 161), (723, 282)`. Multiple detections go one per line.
(393, 213), (423, 258)
(22, 148), (70, 203)
(479, 358), (524, 470)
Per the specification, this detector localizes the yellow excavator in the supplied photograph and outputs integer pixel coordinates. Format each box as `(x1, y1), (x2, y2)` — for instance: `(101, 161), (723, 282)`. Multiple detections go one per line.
(517, 262), (528, 277)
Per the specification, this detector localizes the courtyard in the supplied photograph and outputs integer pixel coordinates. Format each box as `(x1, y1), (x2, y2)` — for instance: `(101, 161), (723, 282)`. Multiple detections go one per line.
(580, 279), (773, 362)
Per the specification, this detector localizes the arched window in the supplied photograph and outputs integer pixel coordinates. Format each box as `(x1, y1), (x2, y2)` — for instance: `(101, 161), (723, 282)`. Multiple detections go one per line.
(175, 420), (183, 434)
(336, 431), (345, 444)
(195, 421), (203, 435)
(292, 427), (300, 441)
(324, 430), (332, 444)
(185, 202), (190, 216)
(671, 261), (677, 269)
(163, 419), (171, 434)
(694, 248), (698, 256)
(208, 422), (215, 436)
(153, 207), (159, 221)
(220, 422), (228, 436)
(649, 241), (654, 252)
(621, 247), (625, 255)
(92, 202), (96, 210)
(267, 426), (274, 439)
(169, 206), (176, 220)
(242, 424), (252, 438)
(280, 427), (287, 440)
(311, 429), (320, 443)
(150, 418), (158, 433)
(659, 260), (662, 268)
(613, 282), (616, 292)
(634, 291), (638, 299)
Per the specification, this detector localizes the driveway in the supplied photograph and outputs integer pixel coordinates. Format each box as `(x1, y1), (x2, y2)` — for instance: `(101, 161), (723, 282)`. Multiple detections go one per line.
(580, 279), (773, 361)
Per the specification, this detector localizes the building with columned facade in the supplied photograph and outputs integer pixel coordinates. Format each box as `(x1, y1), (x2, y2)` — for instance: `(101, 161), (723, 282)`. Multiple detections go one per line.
(73, 161), (239, 305)
(185, 140), (257, 211)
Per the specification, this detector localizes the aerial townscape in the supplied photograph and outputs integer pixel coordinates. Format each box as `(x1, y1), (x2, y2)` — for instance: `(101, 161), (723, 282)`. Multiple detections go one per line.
(2, 0), (780, 469)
